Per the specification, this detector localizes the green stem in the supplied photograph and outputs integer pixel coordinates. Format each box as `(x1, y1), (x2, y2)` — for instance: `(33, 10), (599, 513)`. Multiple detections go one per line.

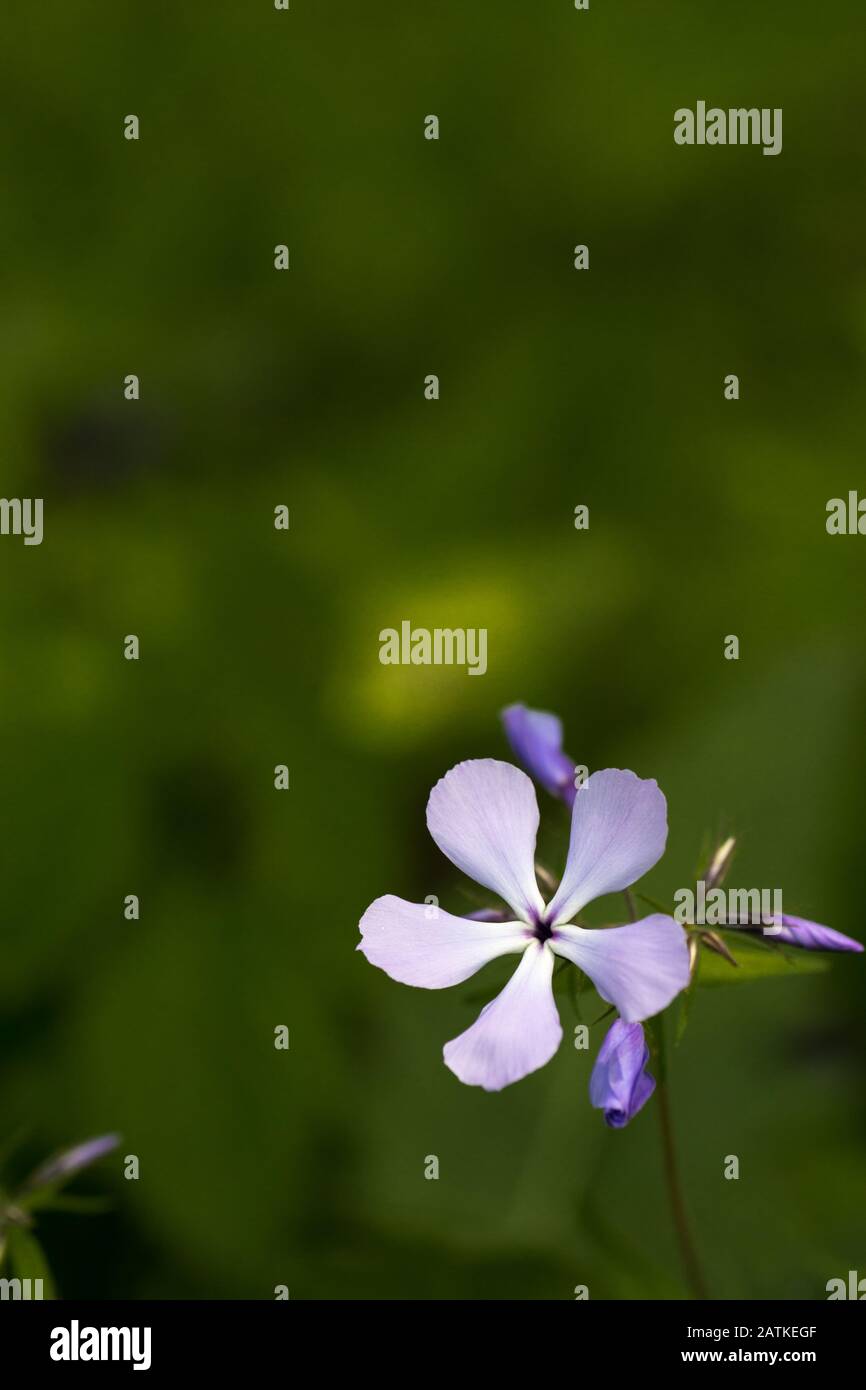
(621, 892), (709, 1298)
(651, 1016), (709, 1300)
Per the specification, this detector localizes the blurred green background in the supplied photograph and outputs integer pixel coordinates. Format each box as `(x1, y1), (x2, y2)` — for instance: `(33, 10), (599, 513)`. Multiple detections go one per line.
(1, 0), (865, 1299)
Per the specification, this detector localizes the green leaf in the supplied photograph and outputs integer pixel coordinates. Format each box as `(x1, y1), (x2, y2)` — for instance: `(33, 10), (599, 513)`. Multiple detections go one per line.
(33, 1193), (114, 1215)
(696, 938), (830, 986)
(6, 1226), (57, 1299)
(18, 1179), (114, 1215)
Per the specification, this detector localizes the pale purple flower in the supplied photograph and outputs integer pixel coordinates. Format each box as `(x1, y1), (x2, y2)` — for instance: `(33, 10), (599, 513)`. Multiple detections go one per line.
(502, 703), (576, 806)
(768, 914), (863, 953)
(358, 759), (689, 1091)
(589, 1019), (655, 1128)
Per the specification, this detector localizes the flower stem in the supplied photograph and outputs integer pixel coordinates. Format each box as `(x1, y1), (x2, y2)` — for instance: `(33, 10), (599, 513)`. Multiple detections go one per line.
(621, 891), (708, 1297)
(652, 1019), (709, 1300)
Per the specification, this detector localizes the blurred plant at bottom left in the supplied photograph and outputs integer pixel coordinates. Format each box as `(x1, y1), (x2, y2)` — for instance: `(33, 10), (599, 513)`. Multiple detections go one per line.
(0, 1134), (118, 1298)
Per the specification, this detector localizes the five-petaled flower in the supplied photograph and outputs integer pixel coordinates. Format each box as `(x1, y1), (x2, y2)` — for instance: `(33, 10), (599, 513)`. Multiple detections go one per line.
(358, 758), (689, 1091)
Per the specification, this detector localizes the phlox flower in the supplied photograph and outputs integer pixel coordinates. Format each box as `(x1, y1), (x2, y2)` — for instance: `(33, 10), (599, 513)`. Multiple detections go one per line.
(358, 758), (689, 1091)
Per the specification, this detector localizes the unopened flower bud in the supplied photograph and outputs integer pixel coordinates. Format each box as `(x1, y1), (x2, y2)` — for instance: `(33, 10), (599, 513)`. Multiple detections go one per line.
(705, 837), (736, 890)
(24, 1134), (119, 1192)
(589, 1020), (655, 1128)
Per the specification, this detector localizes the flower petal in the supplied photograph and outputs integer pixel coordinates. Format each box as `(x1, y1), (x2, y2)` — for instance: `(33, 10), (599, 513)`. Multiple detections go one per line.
(769, 914), (863, 953)
(552, 914), (689, 1022)
(358, 895), (529, 988)
(589, 1020), (655, 1128)
(546, 768), (668, 924)
(501, 703), (576, 806)
(426, 759), (546, 922)
(443, 941), (562, 1090)
(24, 1134), (120, 1191)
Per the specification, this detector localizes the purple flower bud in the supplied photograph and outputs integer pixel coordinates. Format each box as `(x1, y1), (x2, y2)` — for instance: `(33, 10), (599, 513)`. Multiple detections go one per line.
(589, 1020), (656, 1128)
(501, 703), (576, 805)
(769, 915), (863, 953)
(25, 1133), (120, 1191)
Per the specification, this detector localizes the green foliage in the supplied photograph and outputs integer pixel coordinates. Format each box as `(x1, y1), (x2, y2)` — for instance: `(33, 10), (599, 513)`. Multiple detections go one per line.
(0, 0), (864, 1301)
(4, 1227), (57, 1300)
(696, 939), (830, 987)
